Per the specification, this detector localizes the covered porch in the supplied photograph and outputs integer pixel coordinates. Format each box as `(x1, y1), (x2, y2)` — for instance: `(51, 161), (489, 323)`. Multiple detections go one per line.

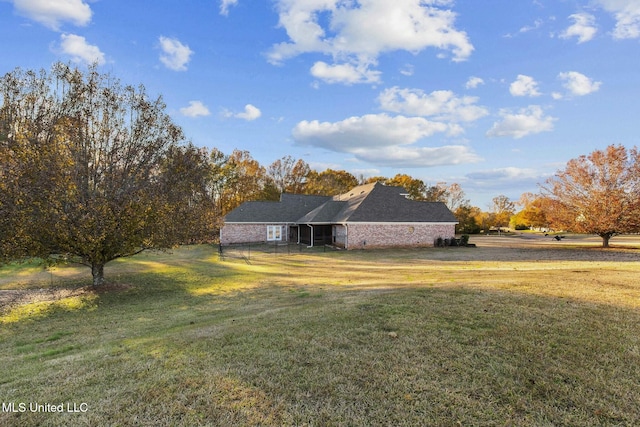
(297, 224), (335, 247)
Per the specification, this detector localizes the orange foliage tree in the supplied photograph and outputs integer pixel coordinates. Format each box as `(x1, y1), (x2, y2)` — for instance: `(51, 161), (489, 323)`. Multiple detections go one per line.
(542, 145), (640, 247)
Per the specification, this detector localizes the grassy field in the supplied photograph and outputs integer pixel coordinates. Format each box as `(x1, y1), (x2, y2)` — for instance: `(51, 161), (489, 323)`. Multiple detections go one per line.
(1, 235), (640, 426)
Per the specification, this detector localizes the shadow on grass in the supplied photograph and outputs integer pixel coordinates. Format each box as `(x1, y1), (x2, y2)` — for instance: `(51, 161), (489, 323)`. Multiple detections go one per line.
(1, 244), (640, 425)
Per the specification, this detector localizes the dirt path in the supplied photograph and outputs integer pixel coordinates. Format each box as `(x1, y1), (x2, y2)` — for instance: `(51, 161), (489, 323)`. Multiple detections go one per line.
(0, 286), (88, 313)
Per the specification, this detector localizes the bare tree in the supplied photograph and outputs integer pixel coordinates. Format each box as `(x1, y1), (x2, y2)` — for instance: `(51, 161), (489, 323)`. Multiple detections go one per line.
(444, 183), (469, 212)
(267, 155), (310, 194)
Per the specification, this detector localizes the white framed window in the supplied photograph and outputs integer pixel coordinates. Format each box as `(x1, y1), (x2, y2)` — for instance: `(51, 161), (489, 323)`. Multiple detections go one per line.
(267, 225), (282, 241)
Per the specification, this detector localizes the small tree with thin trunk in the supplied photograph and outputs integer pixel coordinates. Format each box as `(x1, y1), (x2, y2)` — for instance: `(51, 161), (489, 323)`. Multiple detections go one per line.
(0, 63), (214, 285)
(490, 195), (515, 233)
(541, 145), (640, 248)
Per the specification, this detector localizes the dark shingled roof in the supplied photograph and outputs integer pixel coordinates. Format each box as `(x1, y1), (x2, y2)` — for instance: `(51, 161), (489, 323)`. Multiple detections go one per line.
(224, 182), (458, 224)
(224, 193), (330, 223)
(316, 182), (457, 223)
(297, 200), (348, 224)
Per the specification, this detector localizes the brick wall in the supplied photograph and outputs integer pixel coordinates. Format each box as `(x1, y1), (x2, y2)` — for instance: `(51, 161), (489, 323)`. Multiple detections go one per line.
(221, 222), (456, 249)
(220, 224), (289, 245)
(334, 225), (347, 247)
(345, 223), (455, 249)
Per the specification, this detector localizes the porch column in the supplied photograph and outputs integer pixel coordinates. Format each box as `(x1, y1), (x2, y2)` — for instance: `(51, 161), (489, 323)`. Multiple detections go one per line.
(307, 224), (314, 248)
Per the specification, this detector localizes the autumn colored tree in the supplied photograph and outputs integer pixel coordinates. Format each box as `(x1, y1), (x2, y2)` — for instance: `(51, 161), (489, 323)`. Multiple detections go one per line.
(207, 148), (234, 218)
(542, 144), (640, 247)
(511, 193), (549, 230)
(304, 169), (358, 196)
(444, 183), (470, 212)
(0, 64), (215, 285)
(267, 155), (310, 194)
(455, 205), (482, 234)
(474, 210), (492, 234)
(362, 174), (425, 199)
(362, 175), (388, 185)
(385, 174), (427, 200)
(220, 149), (274, 212)
(156, 144), (219, 243)
(490, 195), (515, 232)
(424, 182), (448, 203)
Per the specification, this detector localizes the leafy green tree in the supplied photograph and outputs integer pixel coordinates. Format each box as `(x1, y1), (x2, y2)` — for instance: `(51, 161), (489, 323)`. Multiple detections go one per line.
(0, 64), (214, 286)
(542, 144), (640, 247)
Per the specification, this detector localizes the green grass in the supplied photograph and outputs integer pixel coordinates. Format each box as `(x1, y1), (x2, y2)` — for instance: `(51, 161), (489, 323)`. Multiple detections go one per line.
(1, 244), (640, 426)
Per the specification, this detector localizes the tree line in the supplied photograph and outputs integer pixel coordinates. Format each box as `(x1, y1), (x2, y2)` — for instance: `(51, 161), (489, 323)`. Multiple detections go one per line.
(2, 64), (639, 285)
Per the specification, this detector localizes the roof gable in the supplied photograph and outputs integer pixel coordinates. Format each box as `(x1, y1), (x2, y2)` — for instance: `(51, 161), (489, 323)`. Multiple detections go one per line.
(329, 182), (457, 223)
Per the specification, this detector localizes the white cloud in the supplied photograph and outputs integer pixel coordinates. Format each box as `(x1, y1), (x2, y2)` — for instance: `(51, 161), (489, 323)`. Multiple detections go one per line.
(594, 0), (640, 39)
(180, 101), (211, 118)
(158, 36), (193, 71)
(58, 33), (105, 65)
(465, 76), (484, 89)
(310, 61), (381, 85)
(519, 18), (543, 34)
(509, 75), (541, 97)
(12, 0), (92, 30)
(293, 114), (453, 151)
(220, 0), (238, 16)
(560, 13), (598, 43)
(237, 104), (262, 120)
(292, 113), (480, 167)
(223, 104), (262, 121)
(464, 167), (543, 197)
(558, 71), (602, 96)
(354, 144), (481, 167)
(400, 64), (415, 76)
(486, 105), (556, 139)
(268, 0), (473, 84)
(378, 87), (488, 123)
(503, 18), (548, 38)
(466, 167), (539, 182)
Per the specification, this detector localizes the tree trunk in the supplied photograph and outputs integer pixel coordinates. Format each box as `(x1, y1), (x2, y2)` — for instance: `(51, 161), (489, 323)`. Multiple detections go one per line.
(601, 234), (611, 248)
(91, 263), (105, 286)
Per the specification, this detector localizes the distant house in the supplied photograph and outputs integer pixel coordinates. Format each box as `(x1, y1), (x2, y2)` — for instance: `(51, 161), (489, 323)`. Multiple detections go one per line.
(220, 182), (458, 249)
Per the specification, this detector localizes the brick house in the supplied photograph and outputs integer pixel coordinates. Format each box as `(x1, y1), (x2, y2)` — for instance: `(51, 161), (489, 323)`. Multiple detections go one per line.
(220, 182), (458, 249)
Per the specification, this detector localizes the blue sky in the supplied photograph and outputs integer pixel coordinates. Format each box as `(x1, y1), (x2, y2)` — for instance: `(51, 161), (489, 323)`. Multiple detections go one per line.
(1, 0), (639, 208)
